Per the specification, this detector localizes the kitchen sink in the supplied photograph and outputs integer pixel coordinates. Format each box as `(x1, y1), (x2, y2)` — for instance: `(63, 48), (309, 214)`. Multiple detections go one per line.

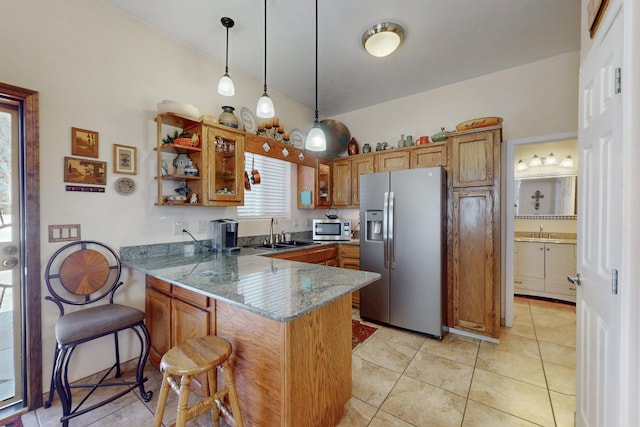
(281, 240), (319, 247)
(250, 240), (320, 250)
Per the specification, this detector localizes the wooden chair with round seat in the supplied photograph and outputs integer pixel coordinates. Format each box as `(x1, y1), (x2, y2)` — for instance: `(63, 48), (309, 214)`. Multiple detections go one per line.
(43, 240), (153, 426)
(154, 335), (243, 427)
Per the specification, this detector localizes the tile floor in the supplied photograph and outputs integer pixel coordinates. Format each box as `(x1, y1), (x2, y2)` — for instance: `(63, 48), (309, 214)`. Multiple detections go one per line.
(18, 296), (575, 427)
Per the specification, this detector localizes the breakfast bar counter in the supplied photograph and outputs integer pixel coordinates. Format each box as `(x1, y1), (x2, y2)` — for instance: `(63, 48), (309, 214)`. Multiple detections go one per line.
(121, 247), (379, 427)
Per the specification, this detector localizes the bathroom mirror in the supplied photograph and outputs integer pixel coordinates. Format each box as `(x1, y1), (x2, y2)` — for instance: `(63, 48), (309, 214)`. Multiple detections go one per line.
(515, 175), (577, 218)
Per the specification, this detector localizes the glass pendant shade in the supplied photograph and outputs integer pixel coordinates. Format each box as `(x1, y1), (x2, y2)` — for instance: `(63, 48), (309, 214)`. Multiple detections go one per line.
(218, 73), (235, 96)
(305, 123), (326, 151)
(256, 93), (275, 118)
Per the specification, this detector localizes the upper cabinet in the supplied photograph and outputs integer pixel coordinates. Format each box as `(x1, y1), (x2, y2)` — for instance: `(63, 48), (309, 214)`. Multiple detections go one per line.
(376, 150), (410, 172)
(206, 125), (244, 206)
(316, 160), (332, 207)
(155, 113), (244, 207)
(450, 130), (496, 187)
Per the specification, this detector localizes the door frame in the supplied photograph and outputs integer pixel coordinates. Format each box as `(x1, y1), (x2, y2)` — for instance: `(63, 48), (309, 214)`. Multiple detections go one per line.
(503, 131), (577, 327)
(0, 82), (41, 410)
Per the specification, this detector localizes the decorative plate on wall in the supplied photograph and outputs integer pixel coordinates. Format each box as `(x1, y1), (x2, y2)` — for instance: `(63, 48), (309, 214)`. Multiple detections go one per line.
(240, 107), (258, 134)
(114, 177), (136, 195)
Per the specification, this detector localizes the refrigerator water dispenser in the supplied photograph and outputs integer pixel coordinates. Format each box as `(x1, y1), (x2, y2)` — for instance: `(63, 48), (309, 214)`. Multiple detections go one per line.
(365, 210), (383, 241)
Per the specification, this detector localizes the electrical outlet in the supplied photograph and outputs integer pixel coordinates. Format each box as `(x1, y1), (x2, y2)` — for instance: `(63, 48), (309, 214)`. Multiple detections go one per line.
(174, 221), (188, 235)
(293, 218), (299, 228)
(198, 220), (207, 234)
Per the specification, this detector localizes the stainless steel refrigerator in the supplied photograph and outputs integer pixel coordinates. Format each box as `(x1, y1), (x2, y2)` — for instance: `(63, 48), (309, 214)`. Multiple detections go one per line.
(359, 167), (446, 338)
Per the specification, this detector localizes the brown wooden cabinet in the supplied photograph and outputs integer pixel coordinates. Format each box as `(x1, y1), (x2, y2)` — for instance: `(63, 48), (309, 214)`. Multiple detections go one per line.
(376, 150), (410, 172)
(316, 160), (332, 207)
(447, 126), (501, 339)
(155, 114), (246, 207)
(410, 143), (448, 168)
(339, 244), (361, 307)
(351, 156), (375, 206)
(332, 159), (352, 207)
(145, 275), (215, 395)
(206, 125), (245, 205)
(268, 245), (338, 265)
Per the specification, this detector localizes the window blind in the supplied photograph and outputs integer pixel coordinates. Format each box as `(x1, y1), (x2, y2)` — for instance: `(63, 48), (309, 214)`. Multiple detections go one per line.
(238, 155), (290, 218)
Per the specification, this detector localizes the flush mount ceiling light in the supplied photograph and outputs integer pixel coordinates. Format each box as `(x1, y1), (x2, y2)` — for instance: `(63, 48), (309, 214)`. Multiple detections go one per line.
(217, 17), (235, 97)
(361, 22), (405, 57)
(256, 0), (275, 118)
(305, 0), (326, 152)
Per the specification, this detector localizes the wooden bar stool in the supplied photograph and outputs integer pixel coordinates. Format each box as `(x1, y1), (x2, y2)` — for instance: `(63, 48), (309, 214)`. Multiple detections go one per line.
(154, 335), (243, 427)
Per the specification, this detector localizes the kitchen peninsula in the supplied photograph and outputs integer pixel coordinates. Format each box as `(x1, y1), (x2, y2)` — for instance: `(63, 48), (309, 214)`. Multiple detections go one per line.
(121, 245), (380, 427)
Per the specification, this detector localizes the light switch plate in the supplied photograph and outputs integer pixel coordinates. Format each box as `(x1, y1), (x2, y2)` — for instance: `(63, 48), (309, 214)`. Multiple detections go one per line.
(48, 224), (81, 242)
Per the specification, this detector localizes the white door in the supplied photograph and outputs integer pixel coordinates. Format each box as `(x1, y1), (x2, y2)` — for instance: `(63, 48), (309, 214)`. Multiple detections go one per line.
(576, 10), (623, 427)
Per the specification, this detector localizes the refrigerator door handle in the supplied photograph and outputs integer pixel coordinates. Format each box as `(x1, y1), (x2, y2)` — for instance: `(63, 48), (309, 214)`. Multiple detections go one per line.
(388, 191), (395, 269)
(383, 191), (389, 268)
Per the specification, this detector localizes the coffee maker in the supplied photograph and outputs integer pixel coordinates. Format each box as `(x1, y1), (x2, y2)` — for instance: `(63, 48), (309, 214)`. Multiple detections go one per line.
(211, 219), (240, 252)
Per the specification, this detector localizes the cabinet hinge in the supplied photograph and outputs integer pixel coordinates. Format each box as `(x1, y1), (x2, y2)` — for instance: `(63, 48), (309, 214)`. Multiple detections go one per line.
(612, 269), (619, 295)
(615, 68), (622, 94)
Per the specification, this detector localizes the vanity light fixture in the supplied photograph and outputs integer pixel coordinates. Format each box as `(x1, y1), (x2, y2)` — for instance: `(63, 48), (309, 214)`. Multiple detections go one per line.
(560, 155), (574, 168)
(305, 0), (327, 152)
(256, 0), (275, 118)
(362, 22), (405, 57)
(545, 152), (558, 165)
(217, 17), (235, 97)
(529, 154), (543, 167)
(516, 159), (529, 171)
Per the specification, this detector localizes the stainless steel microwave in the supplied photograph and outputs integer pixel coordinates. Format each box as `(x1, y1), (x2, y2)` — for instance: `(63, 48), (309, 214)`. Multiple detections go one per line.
(312, 219), (351, 241)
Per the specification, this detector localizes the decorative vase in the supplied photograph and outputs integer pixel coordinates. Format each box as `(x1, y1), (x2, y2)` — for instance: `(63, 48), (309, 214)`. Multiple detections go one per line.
(362, 143), (371, 153)
(397, 134), (406, 148)
(347, 138), (359, 156)
(218, 106), (239, 129)
(405, 135), (414, 146)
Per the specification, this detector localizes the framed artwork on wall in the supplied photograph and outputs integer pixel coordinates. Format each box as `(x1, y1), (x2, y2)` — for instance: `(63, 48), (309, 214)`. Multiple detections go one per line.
(113, 144), (137, 175)
(64, 156), (106, 185)
(71, 127), (99, 158)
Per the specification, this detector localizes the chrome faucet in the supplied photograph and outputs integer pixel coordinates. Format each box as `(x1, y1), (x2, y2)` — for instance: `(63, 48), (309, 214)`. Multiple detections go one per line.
(539, 224), (544, 239)
(270, 217), (278, 245)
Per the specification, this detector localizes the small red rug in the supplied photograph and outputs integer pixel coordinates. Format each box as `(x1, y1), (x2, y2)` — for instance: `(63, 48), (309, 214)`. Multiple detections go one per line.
(352, 319), (378, 349)
(0, 414), (23, 427)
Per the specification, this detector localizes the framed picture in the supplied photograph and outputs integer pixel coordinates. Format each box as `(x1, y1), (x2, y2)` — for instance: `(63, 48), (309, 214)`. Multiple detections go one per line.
(113, 144), (137, 175)
(64, 156), (106, 185)
(71, 127), (99, 158)
(588, 0), (610, 38)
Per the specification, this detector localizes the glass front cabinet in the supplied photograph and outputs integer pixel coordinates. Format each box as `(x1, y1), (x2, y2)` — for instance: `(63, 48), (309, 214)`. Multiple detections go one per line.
(206, 125), (245, 205)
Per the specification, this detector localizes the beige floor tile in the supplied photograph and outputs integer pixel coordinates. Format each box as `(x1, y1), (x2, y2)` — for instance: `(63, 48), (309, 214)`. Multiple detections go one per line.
(544, 361), (576, 395)
(420, 333), (480, 366)
(535, 324), (576, 347)
(336, 396), (377, 427)
(550, 390), (576, 427)
(86, 400), (155, 426)
(462, 400), (540, 426)
(381, 376), (466, 427)
(369, 409), (415, 426)
(513, 303), (534, 325)
(476, 345), (546, 388)
(404, 351), (474, 397)
(487, 332), (540, 360)
(539, 340), (576, 369)
(351, 355), (401, 407)
(501, 320), (536, 339)
(20, 411), (39, 427)
(353, 335), (418, 373)
(469, 369), (554, 426)
(373, 325), (426, 351)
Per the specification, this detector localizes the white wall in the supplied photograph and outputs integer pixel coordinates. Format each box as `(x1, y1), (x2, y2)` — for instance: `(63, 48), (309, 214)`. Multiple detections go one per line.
(1, 0), (580, 388)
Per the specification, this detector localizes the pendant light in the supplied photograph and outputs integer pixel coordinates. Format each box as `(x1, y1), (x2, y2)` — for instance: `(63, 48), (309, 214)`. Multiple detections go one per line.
(305, 0), (326, 151)
(256, 0), (275, 118)
(217, 17), (235, 97)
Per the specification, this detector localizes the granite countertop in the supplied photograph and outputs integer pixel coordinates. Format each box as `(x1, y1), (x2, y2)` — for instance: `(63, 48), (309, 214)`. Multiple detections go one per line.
(122, 244), (378, 323)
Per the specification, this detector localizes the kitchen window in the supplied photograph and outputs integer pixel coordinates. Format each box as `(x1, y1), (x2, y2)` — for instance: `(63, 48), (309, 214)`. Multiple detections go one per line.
(238, 155), (290, 218)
